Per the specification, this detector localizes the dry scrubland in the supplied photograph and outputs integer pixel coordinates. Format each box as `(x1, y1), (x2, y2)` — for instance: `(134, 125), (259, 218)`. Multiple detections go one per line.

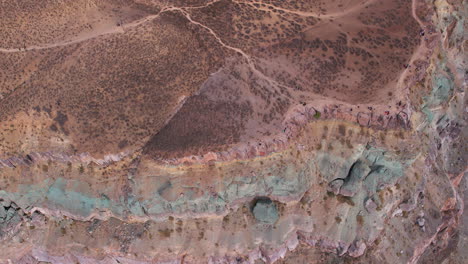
(0, 0), (466, 263)
(0, 0), (423, 158)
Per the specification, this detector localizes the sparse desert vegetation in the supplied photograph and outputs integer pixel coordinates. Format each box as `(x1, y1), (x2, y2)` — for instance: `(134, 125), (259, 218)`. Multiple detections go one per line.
(0, 0), (465, 264)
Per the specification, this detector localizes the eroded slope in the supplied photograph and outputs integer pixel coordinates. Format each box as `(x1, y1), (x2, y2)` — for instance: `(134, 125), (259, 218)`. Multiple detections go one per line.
(0, 0), (466, 263)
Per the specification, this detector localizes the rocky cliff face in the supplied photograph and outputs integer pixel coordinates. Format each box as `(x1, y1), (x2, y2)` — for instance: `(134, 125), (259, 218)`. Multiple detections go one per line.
(0, 0), (466, 263)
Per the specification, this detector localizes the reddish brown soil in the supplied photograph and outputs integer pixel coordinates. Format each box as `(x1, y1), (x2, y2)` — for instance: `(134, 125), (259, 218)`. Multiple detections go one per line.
(0, 0), (424, 159)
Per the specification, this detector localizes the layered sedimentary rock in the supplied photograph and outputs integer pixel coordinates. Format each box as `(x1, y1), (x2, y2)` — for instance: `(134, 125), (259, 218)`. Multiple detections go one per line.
(0, 0), (466, 263)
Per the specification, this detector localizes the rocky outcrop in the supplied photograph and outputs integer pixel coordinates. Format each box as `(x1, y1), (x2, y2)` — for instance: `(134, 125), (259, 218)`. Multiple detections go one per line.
(0, 0), (465, 263)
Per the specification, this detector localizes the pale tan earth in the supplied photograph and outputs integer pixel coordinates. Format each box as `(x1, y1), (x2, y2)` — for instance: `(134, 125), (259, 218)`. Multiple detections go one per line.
(0, 0), (466, 263)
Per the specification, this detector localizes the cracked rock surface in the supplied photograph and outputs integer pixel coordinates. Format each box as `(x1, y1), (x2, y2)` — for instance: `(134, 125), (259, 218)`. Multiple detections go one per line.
(0, 0), (466, 263)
